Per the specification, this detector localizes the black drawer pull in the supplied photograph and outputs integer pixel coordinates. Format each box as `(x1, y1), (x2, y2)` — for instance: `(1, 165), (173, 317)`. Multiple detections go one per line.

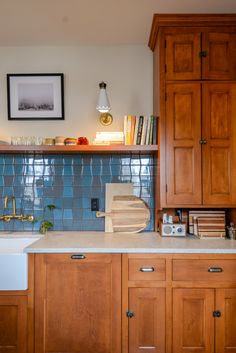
(208, 267), (223, 273)
(71, 254), (86, 260)
(139, 267), (155, 273)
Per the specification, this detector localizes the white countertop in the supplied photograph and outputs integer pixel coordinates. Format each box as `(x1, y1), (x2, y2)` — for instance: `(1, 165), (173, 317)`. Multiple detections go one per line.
(22, 231), (236, 254)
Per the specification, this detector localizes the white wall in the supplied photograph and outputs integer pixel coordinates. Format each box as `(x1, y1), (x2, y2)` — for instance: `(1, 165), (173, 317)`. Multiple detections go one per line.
(0, 45), (153, 143)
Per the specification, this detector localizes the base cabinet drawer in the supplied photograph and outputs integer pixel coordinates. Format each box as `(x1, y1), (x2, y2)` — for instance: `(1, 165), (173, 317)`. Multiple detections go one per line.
(173, 259), (236, 281)
(129, 258), (166, 281)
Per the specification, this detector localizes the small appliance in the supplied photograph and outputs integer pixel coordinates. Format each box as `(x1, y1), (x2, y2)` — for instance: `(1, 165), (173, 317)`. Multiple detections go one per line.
(160, 221), (186, 237)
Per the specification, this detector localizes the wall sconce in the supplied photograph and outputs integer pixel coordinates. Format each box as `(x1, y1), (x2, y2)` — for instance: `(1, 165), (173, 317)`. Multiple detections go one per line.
(96, 81), (113, 126)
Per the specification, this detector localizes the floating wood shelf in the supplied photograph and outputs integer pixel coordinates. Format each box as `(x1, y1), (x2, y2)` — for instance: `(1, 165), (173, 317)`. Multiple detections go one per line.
(0, 144), (158, 154)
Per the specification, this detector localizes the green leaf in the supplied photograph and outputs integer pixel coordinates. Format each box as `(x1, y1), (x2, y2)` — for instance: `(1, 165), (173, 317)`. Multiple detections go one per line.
(46, 204), (56, 211)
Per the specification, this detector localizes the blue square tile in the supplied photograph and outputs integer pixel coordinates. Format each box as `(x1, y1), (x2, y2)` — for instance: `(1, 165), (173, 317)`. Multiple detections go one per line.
(54, 209), (63, 219)
(53, 220), (63, 230)
(63, 165), (73, 176)
(63, 176), (73, 186)
(73, 156), (82, 165)
(73, 198), (83, 208)
(63, 186), (73, 197)
(4, 156), (14, 164)
(4, 165), (14, 175)
(82, 165), (92, 176)
(92, 165), (101, 176)
(63, 197), (73, 208)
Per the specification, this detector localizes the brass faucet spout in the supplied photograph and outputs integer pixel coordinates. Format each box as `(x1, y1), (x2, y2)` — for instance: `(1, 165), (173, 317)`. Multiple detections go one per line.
(1, 195), (34, 223)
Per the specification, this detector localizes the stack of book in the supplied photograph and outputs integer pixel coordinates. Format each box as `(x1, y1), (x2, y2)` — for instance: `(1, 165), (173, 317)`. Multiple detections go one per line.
(92, 132), (124, 145)
(124, 115), (158, 145)
(189, 210), (226, 239)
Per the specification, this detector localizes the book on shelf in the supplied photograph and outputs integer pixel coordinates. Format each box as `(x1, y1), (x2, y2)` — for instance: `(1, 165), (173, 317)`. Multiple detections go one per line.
(133, 116), (140, 145)
(123, 115), (158, 145)
(93, 131), (124, 145)
(136, 116), (144, 145)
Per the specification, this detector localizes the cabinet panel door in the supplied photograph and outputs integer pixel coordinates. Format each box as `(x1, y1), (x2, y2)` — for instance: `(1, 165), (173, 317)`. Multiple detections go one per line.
(173, 288), (214, 353)
(35, 253), (121, 353)
(202, 83), (236, 205)
(215, 289), (236, 353)
(128, 288), (165, 353)
(165, 33), (201, 80)
(0, 295), (27, 353)
(202, 31), (236, 80)
(165, 83), (202, 205)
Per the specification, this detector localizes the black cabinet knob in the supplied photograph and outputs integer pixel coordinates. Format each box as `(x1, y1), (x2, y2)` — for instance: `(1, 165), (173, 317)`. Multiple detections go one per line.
(213, 310), (221, 318)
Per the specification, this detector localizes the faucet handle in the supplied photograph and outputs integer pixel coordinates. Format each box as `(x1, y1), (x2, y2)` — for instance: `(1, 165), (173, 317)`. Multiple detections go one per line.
(4, 196), (8, 209)
(22, 214), (34, 222)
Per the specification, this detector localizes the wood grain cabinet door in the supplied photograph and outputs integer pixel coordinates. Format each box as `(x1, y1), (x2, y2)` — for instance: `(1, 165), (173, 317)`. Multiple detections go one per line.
(0, 295), (27, 353)
(165, 83), (202, 205)
(173, 288), (214, 353)
(202, 31), (236, 80)
(128, 288), (165, 353)
(202, 83), (236, 205)
(35, 253), (121, 353)
(215, 289), (236, 353)
(165, 32), (201, 80)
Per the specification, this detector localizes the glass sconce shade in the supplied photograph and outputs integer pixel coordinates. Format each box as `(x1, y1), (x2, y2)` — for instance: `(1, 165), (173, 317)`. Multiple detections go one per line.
(96, 82), (111, 113)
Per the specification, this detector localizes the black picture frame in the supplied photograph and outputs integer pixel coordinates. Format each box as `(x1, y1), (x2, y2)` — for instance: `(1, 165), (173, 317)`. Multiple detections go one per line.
(7, 73), (64, 121)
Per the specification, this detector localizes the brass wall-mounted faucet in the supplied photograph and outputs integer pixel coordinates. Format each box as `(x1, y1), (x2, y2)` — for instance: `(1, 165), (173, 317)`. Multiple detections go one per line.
(0, 196), (34, 222)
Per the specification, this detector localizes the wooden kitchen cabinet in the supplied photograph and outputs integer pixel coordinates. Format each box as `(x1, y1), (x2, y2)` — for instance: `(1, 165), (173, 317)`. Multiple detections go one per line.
(122, 254), (166, 353)
(215, 288), (236, 353)
(172, 255), (236, 353)
(173, 287), (236, 353)
(173, 288), (215, 353)
(0, 295), (28, 353)
(165, 30), (236, 81)
(34, 253), (121, 353)
(128, 287), (165, 353)
(165, 81), (236, 206)
(149, 14), (236, 208)
(0, 254), (34, 353)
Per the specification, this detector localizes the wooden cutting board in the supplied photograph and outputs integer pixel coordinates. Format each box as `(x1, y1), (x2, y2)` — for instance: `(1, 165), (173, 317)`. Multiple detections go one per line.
(96, 195), (150, 233)
(105, 183), (133, 232)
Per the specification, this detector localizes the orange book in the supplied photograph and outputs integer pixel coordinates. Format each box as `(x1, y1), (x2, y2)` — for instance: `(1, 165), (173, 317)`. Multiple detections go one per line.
(130, 116), (136, 145)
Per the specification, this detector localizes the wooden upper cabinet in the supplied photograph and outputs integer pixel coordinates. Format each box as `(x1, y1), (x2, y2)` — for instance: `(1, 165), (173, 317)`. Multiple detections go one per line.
(165, 83), (202, 205)
(165, 33), (201, 80)
(35, 253), (121, 353)
(202, 83), (236, 205)
(202, 31), (236, 80)
(164, 29), (236, 81)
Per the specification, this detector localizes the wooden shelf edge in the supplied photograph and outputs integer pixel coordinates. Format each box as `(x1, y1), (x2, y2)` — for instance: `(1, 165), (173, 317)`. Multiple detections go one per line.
(0, 144), (158, 154)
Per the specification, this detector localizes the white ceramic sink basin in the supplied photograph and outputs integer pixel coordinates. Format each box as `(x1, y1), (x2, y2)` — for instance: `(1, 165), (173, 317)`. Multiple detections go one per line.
(0, 236), (40, 290)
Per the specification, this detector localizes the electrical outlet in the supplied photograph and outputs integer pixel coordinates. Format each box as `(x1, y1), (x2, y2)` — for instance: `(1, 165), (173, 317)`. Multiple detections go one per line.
(91, 198), (99, 211)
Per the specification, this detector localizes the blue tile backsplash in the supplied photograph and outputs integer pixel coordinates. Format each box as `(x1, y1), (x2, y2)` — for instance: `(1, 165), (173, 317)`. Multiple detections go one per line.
(0, 154), (155, 232)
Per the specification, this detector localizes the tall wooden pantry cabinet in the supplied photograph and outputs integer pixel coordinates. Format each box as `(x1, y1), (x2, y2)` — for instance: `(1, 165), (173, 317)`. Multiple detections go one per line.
(149, 14), (236, 208)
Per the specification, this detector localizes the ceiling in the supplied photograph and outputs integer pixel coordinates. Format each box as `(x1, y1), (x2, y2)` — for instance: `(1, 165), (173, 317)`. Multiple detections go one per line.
(0, 0), (235, 46)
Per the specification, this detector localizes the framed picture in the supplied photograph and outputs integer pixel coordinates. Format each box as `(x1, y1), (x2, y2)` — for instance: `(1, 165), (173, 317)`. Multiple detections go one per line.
(7, 73), (64, 120)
